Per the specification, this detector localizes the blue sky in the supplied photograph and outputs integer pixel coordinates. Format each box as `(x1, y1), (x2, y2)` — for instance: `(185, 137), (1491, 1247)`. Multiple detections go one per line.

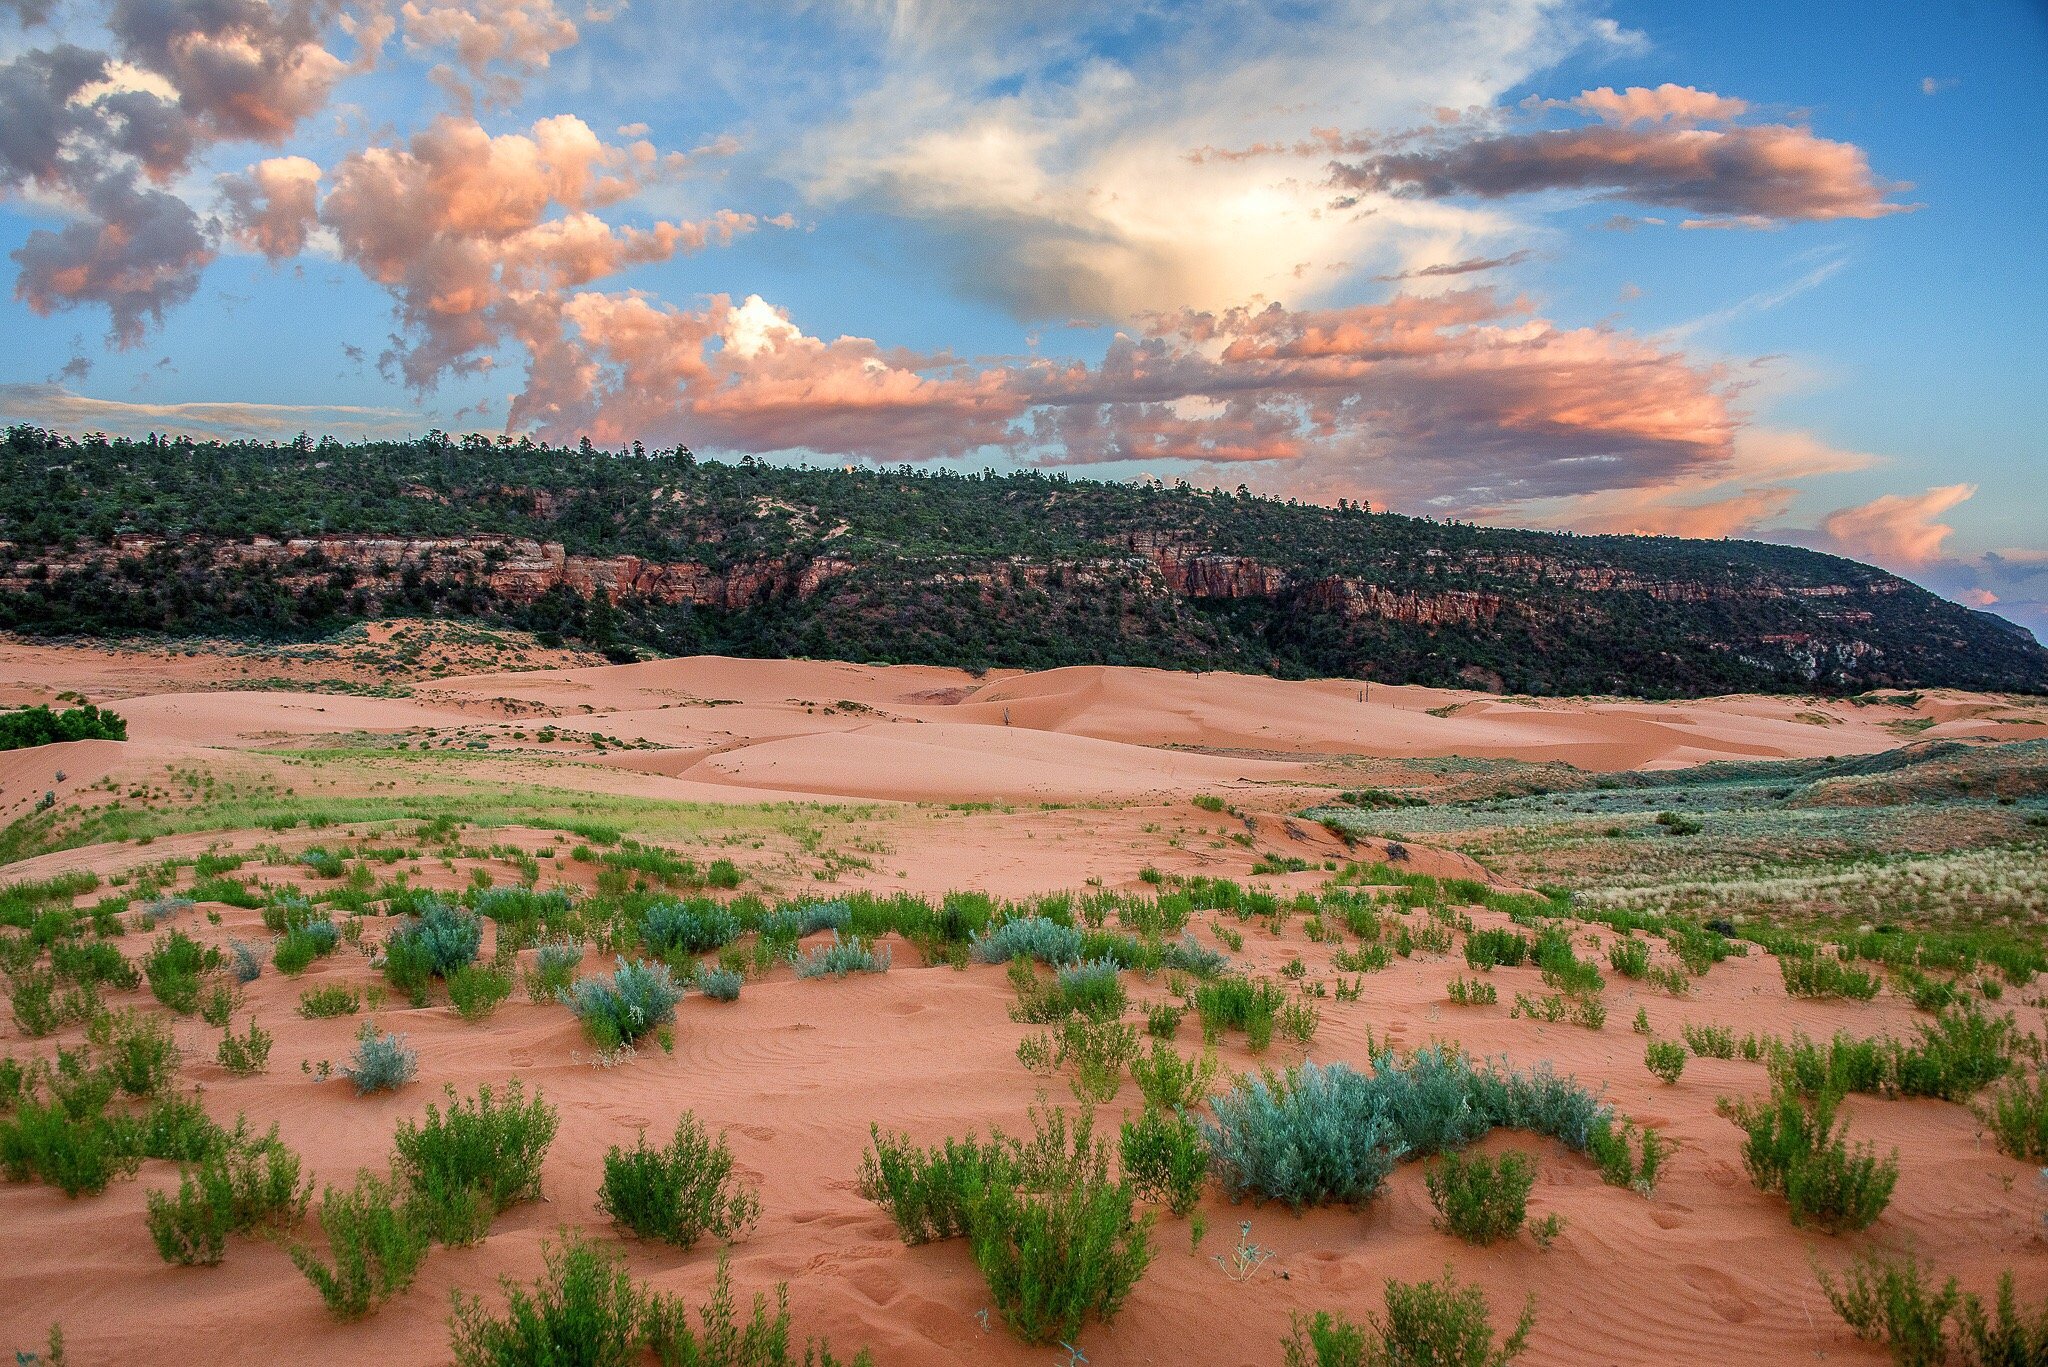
(1, 1), (2043, 632)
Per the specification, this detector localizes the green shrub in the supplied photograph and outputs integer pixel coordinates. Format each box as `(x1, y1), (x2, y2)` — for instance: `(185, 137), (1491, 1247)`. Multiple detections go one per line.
(598, 1112), (760, 1248)
(340, 1024), (417, 1095)
(1644, 1040), (1686, 1084)
(1426, 1151), (1535, 1245)
(706, 859), (744, 890)
(0, 701), (125, 749)
(1732, 1087), (1896, 1233)
(1782, 954), (1881, 1001)
(1060, 1014), (1140, 1103)
(142, 930), (220, 1013)
(1976, 1071), (2048, 1161)
(1587, 1118), (1668, 1195)
(790, 933), (891, 979)
(88, 1008), (180, 1097)
(7, 970), (99, 1037)
(695, 964), (743, 1001)
(51, 938), (137, 990)
(1203, 1062), (1402, 1210)
(392, 1080), (557, 1245)
(1129, 1041), (1217, 1112)
(1446, 976), (1497, 1006)
(559, 957), (682, 1047)
(1118, 1106), (1207, 1215)
(523, 937), (582, 1002)
(216, 1018), (273, 1076)
(298, 986), (361, 1019)
(1953, 1271), (2048, 1366)
(133, 1094), (230, 1163)
(447, 963), (513, 1022)
(450, 1234), (870, 1367)
(1053, 956), (1127, 1020)
(0, 1100), (140, 1196)
(289, 1170), (431, 1320)
(1818, 1247), (1958, 1367)
(144, 1127), (309, 1264)
(1463, 929), (1528, 970)
(1193, 975), (1286, 1050)
(966, 1110), (1152, 1345)
(226, 939), (267, 983)
(639, 900), (740, 957)
(1145, 1002), (1185, 1039)
(1331, 1267), (1534, 1367)
(1607, 937), (1650, 978)
(383, 902), (482, 988)
(1682, 1022), (1735, 1058)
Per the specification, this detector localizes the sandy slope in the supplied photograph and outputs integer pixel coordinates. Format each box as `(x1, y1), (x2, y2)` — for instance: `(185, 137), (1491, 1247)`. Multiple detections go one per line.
(3, 640), (2046, 1365)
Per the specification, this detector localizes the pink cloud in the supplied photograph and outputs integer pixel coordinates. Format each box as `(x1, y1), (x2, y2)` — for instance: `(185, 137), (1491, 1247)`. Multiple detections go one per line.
(1567, 84), (1749, 127)
(1819, 483), (1976, 567)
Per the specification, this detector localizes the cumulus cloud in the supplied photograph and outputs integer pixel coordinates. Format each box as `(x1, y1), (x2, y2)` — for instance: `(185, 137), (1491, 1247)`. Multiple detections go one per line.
(1819, 483), (1976, 566)
(218, 155), (323, 258)
(401, 0), (607, 108)
(1562, 83), (1748, 126)
(0, 1), (377, 343)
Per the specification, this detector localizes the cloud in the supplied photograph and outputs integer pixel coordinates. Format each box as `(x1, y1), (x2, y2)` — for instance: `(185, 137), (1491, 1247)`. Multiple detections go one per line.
(0, 2), (376, 343)
(1819, 483), (1976, 566)
(401, 0), (605, 108)
(1373, 249), (1532, 282)
(1337, 121), (1916, 225)
(218, 155), (323, 258)
(0, 380), (417, 440)
(1562, 84), (1748, 126)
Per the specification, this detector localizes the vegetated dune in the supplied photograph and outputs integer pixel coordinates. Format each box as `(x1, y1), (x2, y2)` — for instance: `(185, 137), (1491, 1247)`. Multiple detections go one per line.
(2, 639), (2046, 1366)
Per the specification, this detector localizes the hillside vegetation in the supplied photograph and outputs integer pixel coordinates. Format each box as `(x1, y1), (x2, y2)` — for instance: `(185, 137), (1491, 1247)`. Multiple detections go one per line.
(2, 425), (2041, 697)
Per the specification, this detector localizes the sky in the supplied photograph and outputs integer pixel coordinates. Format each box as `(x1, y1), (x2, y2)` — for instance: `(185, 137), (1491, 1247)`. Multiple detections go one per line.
(1, 1), (2044, 635)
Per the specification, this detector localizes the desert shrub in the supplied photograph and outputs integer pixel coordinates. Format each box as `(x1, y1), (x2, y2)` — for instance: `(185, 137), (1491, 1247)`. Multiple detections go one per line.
(524, 936), (582, 1002)
(1130, 1041), (1217, 1112)
(7, 970), (98, 1037)
(1372, 1267), (1534, 1367)
(88, 1008), (180, 1097)
(272, 919), (340, 975)
(447, 963), (513, 1022)
(1202, 1062), (1403, 1210)
(133, 1094), (230, 1163)
(1283, 1309), (1371, 1367)
(226, 938), (267, 983)
(1975, 1071), (2048, 1161)
(1533, 935), (1603, 998)
(1731, 1086), (1896, 1233)
(1054, 956), (1127, 1020)
(559, 957), (683, 1047)
(1426, 1151), (1534, 1245)
(639, 900), (740, 958)
(1334, 943), (1393, 974)
(705, 858), (744, 890)
(1118, 1106), (1206, 1215)
(450, 1234), (870, 1367)
(300, 848), (346, 879)
(598, 1111), (760, 1248)
(393, 1080), (557, 1245)
(1644, 1040), (1686, 1084)
(1818, 1247), (1959, 1367)
(790, 933), (890, 979)
(1145, 1002), (1185, 1039)
(1464, 929), (1529, 970)
(198, 981), (243, 1029)
(860, 1126), (1015, 1244)
(471, 886), (572, 937)
(1782, 954), (1881, 1001)
(144, 1127), (309, 1265)
(1607, 937), (1650, 978)
(966, 1110), (1153, 1345)
(758, 901), (850, 940)
(1682, 1023), (1736, 1058)
(50, 938), (136, 990)
(289, 1170), (431, 1320)
(1060, 1014), (1141, 1103)
(340, 1024), (418, 1095)
(970, 916), (1083, 966)
(383, 902), (482, 991)
(1953, 1272), (2048, 1366)
(695, 964), (743, 1001)
(298, 985), (360, 1018)
(1447, 976), (1497, 1007)
(1193, 975), (1287, 1050)
(1586, 1118), (1668, 1195)
(137, 895), (195, 930)
(143, 929), (220, 1013)
(0, 1100), (140, 1195)
(216, 1018), (273, 1076)
(1892, 1006), (2017, 1101)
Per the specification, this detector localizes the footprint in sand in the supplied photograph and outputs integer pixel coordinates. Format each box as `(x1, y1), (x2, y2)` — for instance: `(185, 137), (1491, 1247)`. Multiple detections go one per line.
(737, 1123), (776, 1141)
(1681, 1266), (1760, 1323)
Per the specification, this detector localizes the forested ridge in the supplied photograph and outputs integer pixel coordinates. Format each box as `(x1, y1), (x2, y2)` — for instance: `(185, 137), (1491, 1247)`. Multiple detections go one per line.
(2, 426), (2040, 697)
